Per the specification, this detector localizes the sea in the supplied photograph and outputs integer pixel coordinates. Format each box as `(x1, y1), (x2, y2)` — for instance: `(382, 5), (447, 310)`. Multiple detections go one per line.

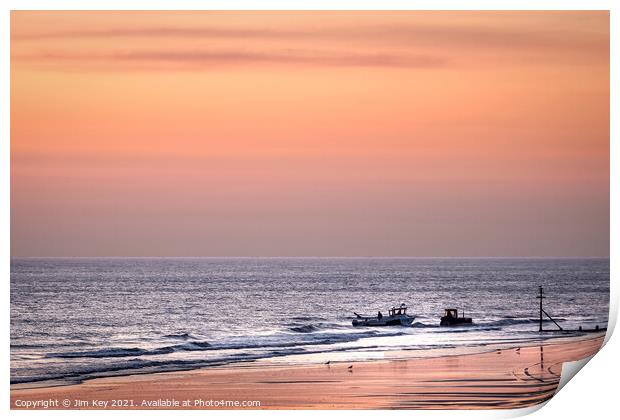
(10, 257), (610, 387)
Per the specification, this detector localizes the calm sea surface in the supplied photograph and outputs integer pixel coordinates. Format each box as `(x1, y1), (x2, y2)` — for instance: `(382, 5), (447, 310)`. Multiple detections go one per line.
(10, 258), (609, 386)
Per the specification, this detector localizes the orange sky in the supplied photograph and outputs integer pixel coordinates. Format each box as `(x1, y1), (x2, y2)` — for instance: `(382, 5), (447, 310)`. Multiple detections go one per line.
(10, 11), (609, 257)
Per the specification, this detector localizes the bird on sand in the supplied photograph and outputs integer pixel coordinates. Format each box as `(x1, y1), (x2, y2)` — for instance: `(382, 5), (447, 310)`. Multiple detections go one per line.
(348, 365), (353, 370)
(325, 361), (330, 365)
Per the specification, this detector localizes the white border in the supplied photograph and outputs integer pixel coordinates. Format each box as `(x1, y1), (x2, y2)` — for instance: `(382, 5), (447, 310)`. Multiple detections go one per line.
(2, 1), (616, 419)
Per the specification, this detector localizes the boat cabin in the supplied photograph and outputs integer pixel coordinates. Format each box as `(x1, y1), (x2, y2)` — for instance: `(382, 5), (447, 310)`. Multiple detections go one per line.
(388, 304), (408, 316)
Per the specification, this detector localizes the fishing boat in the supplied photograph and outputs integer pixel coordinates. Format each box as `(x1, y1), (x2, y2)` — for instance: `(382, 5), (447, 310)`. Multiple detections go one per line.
(352, 303), (414, 327)
(439, 308), (473, 326)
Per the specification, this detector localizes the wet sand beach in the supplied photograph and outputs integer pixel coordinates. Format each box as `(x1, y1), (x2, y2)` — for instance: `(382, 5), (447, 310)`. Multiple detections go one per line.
(11, 335), (604, 410)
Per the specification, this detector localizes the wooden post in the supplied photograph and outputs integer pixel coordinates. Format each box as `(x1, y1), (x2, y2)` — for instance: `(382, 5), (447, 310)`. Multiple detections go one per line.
(539, 286), (542, 332)
(537, 286), (545, 332)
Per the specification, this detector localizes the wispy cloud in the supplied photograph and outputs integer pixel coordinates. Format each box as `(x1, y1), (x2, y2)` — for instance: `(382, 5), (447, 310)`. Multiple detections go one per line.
(12, 27), (307, 41)
(13, 49), (447, 70)
(12, 22), (609, 52)
(10, 14), (608, 71)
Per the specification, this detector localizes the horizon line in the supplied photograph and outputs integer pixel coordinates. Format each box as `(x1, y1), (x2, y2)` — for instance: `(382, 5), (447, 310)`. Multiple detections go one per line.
(10, 255), (611, 259)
